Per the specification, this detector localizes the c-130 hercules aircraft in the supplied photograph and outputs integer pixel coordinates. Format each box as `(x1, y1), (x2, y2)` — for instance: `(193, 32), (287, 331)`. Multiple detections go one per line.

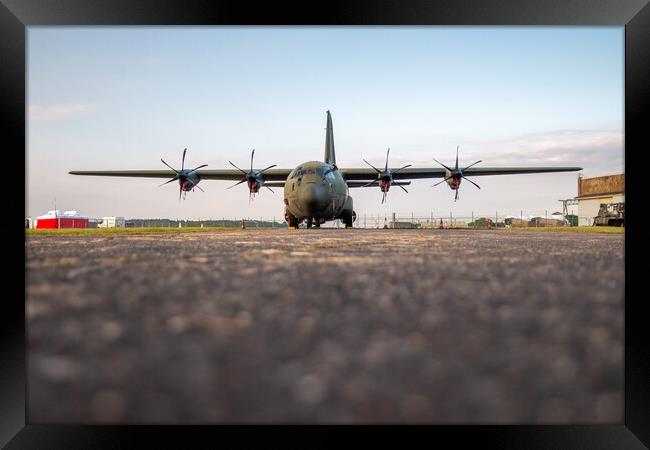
(70, 111), (582, 229)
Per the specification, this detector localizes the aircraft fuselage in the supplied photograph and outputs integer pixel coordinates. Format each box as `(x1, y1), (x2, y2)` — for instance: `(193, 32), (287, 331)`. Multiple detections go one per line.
(283, 160), (352, 225)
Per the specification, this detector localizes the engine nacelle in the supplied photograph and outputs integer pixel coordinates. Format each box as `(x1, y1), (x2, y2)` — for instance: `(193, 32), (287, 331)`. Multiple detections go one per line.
(247, 178), (261, 193)
(180, 172), (201, 191)
(379, 177), (391, 192)
(447, 175), (461, 190)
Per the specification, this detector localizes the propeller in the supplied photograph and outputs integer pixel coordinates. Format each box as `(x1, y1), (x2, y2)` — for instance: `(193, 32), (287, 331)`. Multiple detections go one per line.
(362, 147), (411, 204)
(160, 148), (208, 201)
(227, 148), (276, 203)
(432, 145), (481, 202)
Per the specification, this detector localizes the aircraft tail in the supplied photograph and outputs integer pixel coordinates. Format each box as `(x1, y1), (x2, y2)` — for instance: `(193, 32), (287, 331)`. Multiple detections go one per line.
(324, 110), (336, 165)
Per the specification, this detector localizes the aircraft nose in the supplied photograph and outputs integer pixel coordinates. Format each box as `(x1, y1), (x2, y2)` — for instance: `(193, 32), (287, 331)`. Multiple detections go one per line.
(302, 182), (328, 212)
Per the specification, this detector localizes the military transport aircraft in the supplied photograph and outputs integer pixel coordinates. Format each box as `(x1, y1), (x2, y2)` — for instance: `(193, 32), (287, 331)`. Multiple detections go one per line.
(70, 111), (582, 228)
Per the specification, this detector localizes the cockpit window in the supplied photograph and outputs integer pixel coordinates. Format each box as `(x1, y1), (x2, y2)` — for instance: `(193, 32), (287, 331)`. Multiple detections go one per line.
(289, 166), (303, 179)
(290, 165), (333, 179)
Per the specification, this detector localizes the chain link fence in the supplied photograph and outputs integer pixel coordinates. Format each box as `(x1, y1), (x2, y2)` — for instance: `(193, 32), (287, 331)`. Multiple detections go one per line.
(142, 214), (593, 229)
(351, 211), (591, 229)
(121, 218), (287, 228)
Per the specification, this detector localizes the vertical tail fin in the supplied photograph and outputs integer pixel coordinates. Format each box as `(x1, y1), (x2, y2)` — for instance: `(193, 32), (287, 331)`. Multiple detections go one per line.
(324, 110), (336, 165)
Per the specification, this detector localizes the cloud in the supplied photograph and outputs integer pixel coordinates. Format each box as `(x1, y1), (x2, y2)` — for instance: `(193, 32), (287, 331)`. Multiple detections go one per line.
(345, 129), (623, 177)
(29, 103), (94, 122)
(462, 130), (624, 175)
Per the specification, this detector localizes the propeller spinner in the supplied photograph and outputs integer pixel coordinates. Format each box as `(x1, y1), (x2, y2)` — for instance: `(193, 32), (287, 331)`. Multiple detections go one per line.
(227, 149), (277, 203)
(160, 148), (208, 201)
(362, 147), (412, 204)
(432, 146), (481, 201)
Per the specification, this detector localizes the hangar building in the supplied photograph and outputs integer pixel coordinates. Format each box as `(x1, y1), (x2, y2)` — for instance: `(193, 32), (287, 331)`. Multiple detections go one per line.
(35, 210), (89, 229)
(576, 174), (624, 225)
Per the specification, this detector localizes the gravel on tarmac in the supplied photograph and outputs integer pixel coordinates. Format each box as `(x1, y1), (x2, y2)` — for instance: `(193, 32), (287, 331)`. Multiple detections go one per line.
(26, 229), (624, 423)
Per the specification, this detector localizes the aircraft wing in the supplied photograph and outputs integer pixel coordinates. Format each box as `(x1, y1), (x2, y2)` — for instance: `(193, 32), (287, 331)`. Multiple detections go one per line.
(69, 169), (293, 182)
(346, 181), (411, 188)
(339, 166), (582, 181)
(70, 166), (582, 182)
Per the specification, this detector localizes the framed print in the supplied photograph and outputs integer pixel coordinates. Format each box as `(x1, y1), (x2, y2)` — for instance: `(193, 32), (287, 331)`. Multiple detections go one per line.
(3, 0), (649, 447)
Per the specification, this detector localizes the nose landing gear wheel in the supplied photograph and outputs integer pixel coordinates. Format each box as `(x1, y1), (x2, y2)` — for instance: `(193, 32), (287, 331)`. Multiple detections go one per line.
(286, 213), (300, 229)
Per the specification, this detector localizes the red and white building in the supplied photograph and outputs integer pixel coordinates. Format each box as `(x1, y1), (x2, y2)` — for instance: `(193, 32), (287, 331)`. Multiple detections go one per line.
(35, 210), (89, 229)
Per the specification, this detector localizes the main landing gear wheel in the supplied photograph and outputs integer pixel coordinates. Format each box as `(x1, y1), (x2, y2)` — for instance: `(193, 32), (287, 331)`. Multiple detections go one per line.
(343, 213), (354, 228)
(286, 213), (300, 229)
(343, 210), (357, 228)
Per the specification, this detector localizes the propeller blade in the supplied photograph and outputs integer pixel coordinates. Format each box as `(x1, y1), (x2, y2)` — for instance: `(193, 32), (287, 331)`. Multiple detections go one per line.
(250, 148), (255, 172)
(455, 189), (459, 202)
(433, 158), (453, 172)
(455, 145), (459, 170)
(189, 164), (208, 173)
(391, 164), (412, 174)
(161, 158), (178, 174)
(158, 176), (179, 187)
(179, 185), (183, 202)
(229, 161), (249, 176)
(385, 147), (390, 172)
(259, 164), (277, 174)
(195, 184), (205, 193)
(432, 176), (453, 187)
(361, 179), (379, 188)
(182, 148), (187, 171)
(382, 191), (386, 204)
(363, 159), (382, 174)
(264, 185), (274, 193)
(227, 179), (247, 189)
(397, 184), (408, 193)
(461, 175), (481, 189)
(462, 160), (482, 171)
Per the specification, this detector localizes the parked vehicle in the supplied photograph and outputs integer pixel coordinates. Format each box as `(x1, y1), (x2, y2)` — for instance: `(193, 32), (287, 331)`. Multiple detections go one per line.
(593, 203), (624, 227)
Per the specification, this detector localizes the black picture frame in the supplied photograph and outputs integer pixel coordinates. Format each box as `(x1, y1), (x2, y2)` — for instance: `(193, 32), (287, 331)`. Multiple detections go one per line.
(3, 0), (649, 447)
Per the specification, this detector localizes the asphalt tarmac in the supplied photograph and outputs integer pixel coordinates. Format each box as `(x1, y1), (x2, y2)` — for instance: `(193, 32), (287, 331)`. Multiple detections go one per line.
(26, 229), (624, 423)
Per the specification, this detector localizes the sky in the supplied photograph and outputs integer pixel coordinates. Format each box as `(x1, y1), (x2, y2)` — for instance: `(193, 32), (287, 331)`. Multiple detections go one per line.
(27, 26), (624, 221)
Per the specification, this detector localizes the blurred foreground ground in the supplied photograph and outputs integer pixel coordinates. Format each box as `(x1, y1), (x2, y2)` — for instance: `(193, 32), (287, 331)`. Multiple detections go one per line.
(26, 229), (623, 423)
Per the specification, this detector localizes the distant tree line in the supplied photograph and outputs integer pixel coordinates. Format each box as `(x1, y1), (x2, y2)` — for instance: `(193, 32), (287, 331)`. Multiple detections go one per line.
(122, 218), (287, 228)
(466, 218), (505, 228)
